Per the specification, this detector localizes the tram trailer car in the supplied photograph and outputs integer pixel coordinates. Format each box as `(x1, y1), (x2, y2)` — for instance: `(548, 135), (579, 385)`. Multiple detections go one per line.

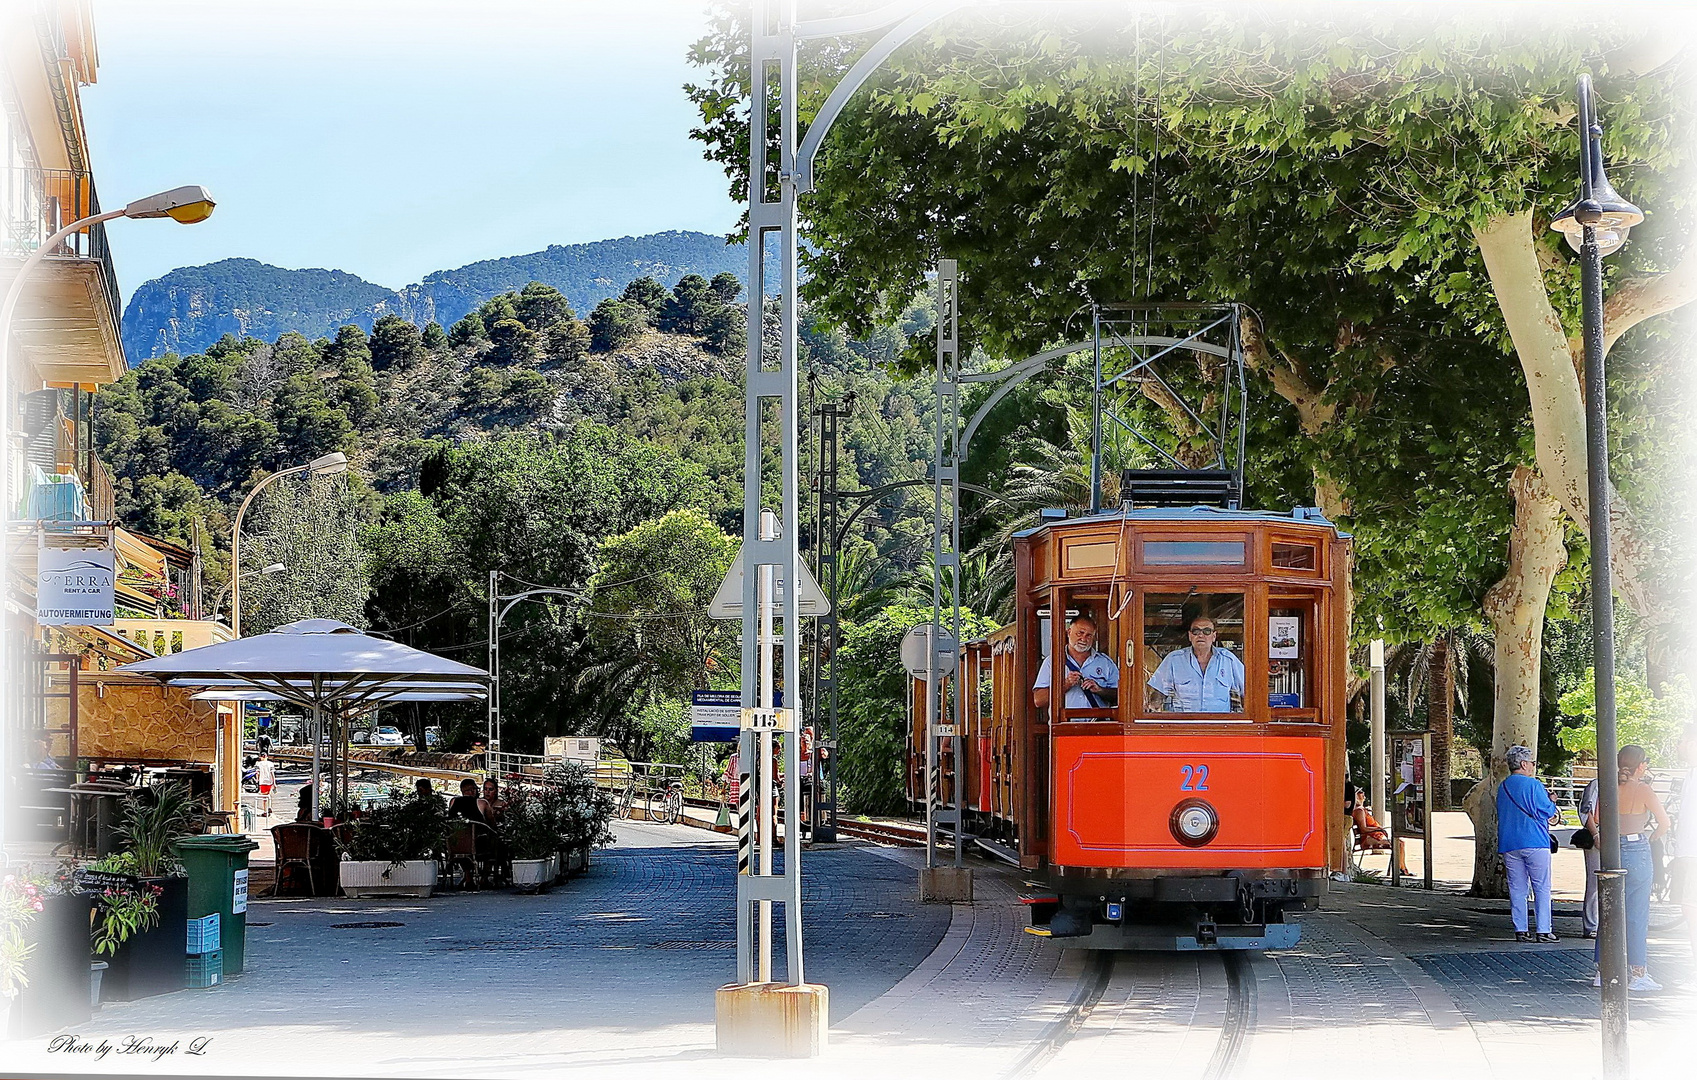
(912, 506), (1350, 950)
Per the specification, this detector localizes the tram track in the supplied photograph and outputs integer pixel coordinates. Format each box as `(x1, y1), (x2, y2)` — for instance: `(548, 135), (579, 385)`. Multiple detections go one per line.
(1005, 949), (1256, 1080)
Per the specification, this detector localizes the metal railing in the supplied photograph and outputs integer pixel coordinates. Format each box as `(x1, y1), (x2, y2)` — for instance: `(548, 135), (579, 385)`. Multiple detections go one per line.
(3, 166), (122, 329)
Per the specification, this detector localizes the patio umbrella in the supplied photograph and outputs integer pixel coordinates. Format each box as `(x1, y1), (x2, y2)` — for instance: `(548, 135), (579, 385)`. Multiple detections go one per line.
(116, 619), (488, 818)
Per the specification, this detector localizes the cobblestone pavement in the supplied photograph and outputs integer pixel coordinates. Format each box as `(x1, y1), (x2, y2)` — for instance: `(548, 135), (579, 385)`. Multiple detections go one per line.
(5, 822), (952, 1077)
(5, 828), (1694, 1080)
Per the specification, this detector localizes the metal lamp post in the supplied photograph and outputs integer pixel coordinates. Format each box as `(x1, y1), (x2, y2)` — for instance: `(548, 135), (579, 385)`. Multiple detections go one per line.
(229, 451), (349, 636)
(1550, 73), (1644, 1080)
(1, 185), (216, 867)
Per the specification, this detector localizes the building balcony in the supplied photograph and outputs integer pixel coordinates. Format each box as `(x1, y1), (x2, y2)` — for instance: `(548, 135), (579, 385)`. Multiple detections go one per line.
(1, 166), (125, 386)
(16, 386), (114, 521)
(110, 619), (235, 657)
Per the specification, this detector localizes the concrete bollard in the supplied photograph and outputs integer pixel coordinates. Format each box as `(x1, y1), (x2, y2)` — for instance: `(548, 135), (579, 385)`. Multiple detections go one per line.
(715, 981), (828, 1057)
(919, 865), (973, 902)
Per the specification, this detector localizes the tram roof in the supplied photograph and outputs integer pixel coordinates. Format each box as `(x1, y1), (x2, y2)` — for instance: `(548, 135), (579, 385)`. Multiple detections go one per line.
(1013, 504), (1350, 539)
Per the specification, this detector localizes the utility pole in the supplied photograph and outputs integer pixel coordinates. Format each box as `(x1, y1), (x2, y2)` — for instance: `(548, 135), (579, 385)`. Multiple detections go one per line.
(920, 260), (969, 901)
(718, 0), (974, 1054)
(810, 389), (853, 844)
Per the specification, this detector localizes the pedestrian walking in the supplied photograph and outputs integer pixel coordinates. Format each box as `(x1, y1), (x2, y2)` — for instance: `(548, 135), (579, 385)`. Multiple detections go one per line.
(1591, 744), (1674, 990)
(1496, 744), (1562, 943)
(255, 752), (278, 818)
(1579, 776), (1601, 938)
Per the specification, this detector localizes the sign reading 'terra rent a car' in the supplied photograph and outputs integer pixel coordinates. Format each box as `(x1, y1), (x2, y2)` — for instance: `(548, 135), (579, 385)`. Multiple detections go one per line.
(37, 542), (116, 625)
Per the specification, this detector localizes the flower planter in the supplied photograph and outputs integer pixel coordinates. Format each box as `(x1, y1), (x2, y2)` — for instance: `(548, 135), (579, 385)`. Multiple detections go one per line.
(509, 858), (553, 893)
(9, 891), (92, 1035)
(338, 860), (437, 898)
(100, 876), (187, 1003)
(557, 848), (588, 881)
(89, 962), (108, 1008)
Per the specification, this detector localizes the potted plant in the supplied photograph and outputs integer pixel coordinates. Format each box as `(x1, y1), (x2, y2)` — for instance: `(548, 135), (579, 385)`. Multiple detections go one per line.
(544, 762), (616, 879)
(84, 783), (195, 1002)
(336, 788), (446, 898)
(497, 793), (557, 892)
(1, 875), (40, 1035)
(6, 868), (94, 1036)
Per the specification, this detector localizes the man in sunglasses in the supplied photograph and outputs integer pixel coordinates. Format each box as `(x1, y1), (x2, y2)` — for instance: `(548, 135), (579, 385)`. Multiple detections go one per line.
(1147, 614), (1245, 712)
(1033, 613), (1119, 713)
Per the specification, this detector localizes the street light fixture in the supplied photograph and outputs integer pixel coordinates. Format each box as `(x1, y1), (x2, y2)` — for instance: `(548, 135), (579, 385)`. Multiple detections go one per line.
(212, 563), (286, 621)
(229, 452), (351, 636)
(1, 184), (217, 870)
(1550, 73), (1638, 1080)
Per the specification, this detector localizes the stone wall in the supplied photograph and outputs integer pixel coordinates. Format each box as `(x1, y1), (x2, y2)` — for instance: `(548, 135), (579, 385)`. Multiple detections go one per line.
(74, 682), (216, 762)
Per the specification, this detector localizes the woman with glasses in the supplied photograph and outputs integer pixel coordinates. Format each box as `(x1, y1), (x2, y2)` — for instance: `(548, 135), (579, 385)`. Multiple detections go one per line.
(1589, 744), (1672, 991)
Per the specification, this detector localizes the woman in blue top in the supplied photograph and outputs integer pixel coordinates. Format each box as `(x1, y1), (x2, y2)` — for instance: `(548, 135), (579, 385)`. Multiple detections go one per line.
(1496, 744), (1563, 942)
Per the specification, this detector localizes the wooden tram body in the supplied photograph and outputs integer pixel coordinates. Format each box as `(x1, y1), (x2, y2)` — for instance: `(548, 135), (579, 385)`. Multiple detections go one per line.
(908, 506), (1350, 949)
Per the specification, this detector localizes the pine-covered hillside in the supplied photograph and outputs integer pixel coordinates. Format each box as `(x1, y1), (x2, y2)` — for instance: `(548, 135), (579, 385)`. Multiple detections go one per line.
(121, 231), (770, 364)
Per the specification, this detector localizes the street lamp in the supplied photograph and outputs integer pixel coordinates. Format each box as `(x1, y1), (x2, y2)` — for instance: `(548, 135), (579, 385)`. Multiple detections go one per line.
(1551, 73), (1640, 1080)
(1, 185), (216, 869)
(212, 563), (285, 621)
(229, 451), (349, 636)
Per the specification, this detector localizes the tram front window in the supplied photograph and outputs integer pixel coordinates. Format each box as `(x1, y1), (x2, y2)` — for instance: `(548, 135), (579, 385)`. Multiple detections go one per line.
(1142, 592), (1246, 713)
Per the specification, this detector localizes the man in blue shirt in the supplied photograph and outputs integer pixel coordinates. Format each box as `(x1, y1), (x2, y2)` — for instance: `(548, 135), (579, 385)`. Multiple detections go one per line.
(1146, 615), (1245, 713)
(1496, 744), (1563, 942)
(1033, 614), (1119, 713)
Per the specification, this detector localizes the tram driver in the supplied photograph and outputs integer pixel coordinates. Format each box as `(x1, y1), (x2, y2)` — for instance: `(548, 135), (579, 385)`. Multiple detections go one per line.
(1147, 613), (1245, 712)
(1033, 613), (1120, 713)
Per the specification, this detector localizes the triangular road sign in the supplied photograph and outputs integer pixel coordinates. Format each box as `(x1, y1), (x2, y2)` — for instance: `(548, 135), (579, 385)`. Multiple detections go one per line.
(708, 546), (831, 619)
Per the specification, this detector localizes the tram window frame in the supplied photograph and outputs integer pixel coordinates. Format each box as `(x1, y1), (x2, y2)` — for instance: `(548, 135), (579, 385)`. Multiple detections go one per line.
(1133, 531), (1254, 575)
(1267, 593), (1321, 719)
(1267, 535), (1323, 576)
(1037, 592), (1120, 725)
(1136, 590), (1252, 721)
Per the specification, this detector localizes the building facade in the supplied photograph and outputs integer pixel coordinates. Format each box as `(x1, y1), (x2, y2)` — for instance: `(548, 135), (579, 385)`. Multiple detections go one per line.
(4, 0), (239, 834)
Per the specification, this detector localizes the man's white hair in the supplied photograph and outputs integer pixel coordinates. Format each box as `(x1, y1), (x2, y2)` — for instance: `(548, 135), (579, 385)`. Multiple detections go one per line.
(1506, 745), (1535, 769)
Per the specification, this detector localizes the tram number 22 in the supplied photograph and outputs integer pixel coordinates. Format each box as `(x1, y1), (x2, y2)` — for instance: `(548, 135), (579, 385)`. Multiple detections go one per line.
(1179, 764), (1211, 791)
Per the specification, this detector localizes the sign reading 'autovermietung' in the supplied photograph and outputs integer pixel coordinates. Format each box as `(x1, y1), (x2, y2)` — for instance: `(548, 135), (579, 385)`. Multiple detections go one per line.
(37, 543), (116, 625)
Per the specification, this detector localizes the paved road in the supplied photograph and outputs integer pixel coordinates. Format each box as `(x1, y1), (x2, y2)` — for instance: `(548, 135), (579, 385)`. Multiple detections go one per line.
(6, 823), (1694, 1079)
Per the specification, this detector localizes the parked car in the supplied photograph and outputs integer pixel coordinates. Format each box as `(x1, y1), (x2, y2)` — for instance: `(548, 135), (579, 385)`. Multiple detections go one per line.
(351, 729), (373, 745)
(373, 726), (405, 747)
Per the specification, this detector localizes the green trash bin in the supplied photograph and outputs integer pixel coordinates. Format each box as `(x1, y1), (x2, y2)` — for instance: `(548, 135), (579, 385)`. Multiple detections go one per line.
(174, 834), (260, 977)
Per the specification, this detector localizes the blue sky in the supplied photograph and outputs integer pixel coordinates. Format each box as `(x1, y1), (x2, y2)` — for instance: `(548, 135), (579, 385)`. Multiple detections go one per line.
(84, 0), (741, 301)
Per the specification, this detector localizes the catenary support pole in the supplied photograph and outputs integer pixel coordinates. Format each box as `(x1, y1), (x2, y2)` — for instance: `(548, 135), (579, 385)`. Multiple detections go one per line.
(1370, 639), (1387, 832)
(758, 509), (776, 983)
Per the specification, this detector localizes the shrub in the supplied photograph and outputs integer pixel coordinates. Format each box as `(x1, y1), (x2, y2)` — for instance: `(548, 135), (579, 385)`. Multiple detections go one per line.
(337, 788), (448, 867)
(543, 762), (617, 853)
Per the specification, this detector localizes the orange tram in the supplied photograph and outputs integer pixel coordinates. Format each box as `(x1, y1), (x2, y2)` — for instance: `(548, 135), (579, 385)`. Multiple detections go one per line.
(910, 504), (1351, 950)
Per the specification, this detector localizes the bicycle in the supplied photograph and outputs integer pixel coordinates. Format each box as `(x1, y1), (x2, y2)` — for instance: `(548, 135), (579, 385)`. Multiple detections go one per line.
(617, 779), (637, 820)
(660, 781), (685, 825)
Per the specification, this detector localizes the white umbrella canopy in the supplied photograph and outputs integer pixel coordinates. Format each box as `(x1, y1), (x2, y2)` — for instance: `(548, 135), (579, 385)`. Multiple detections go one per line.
(117, 619), (488, 817)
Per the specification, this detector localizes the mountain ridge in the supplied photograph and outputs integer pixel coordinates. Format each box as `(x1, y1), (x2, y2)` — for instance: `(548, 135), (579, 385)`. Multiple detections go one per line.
(122, 230), (757, 363)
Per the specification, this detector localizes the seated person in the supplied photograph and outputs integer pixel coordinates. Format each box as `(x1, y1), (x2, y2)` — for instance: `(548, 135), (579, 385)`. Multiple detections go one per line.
(1345, 782), (1392, 848)
(295, 782), (316, 823)
(480, 778), (505, 824)
(448, 778), (486, 823)
(1146, 615), (1245, 712)
(1032, 613), (1119, 713)
(28, 737), (61, 771)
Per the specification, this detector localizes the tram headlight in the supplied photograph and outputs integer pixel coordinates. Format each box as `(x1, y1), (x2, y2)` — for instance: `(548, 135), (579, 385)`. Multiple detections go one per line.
(1169, 798), (1220, 847)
